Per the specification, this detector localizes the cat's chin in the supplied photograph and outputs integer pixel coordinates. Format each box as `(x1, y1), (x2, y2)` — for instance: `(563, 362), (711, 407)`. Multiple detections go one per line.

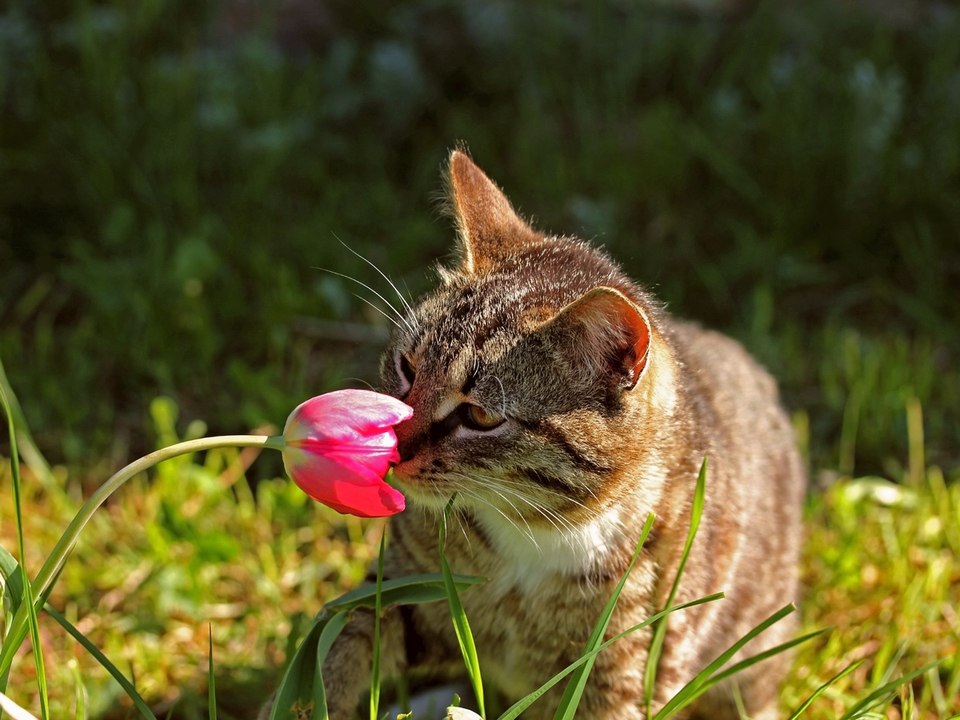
(403, 493), (459, 514)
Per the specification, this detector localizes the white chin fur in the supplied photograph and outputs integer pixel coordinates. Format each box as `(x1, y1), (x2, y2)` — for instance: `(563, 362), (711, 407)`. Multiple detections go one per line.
(474, 504), (626, 595)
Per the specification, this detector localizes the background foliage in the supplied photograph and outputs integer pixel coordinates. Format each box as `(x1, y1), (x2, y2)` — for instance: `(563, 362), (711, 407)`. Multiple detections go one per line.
(2, 0), (957, 477)
(1, 0), (959, 717)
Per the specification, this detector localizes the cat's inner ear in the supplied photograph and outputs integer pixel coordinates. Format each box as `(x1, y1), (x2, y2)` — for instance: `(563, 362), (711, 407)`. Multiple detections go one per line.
(447, 149), (541, 275)
(548, 287), (651, 390)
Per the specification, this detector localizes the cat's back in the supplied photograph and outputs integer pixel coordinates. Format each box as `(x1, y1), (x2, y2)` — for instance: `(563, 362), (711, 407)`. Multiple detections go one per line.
(668, 319), (804, 500)
(670, 321), (786, 433)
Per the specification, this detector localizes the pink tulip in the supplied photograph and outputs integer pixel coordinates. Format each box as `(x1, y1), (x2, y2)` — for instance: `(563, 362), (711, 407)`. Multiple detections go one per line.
(281, 389), (413, 518)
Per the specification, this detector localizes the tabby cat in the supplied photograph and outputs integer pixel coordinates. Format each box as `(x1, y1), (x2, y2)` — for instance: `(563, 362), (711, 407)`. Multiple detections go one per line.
(277, 150), (806, 719)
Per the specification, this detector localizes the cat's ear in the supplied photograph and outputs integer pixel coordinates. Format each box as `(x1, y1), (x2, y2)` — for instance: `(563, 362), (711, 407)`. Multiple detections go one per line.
(549, 287), (651, 390)
(447, 149), (541, 275)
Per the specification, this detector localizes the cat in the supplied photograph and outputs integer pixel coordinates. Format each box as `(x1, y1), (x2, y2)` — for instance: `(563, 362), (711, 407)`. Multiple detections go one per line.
(268, 149), (807, 719)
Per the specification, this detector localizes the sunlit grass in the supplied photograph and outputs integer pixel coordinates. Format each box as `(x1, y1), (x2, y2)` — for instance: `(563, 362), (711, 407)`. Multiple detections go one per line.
(784, 466), (960, 719)
(0, 399), (378, 719)
(1, 396), (957, 718)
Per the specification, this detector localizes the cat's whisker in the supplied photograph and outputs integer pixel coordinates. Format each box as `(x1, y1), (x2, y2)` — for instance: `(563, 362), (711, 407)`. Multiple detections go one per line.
(468, 470), (583, 530)
(478, 483), (539, 543)
(452, 478), (540, 548)
(342, 377), (377, 391)
(485, 469), (601, 507)
(448, 503), (473, 551)
(456, 469), (583, 544)
(352, 293), (403, 332)
(465, 472), (631, 564)
(452, 479), (529, 533)
(486, 481), (574, 536)
(491, 374), (507, 418)
(454, 482), (539, 549)
(488, 474), (603, 526)
(319, 267), (417, 335)
(481, 475), (634, 556)
(334, 236), (419, 325)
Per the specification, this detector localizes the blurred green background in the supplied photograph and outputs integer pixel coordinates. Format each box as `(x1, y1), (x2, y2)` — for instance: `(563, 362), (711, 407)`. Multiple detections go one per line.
(2, 0), (958, 481)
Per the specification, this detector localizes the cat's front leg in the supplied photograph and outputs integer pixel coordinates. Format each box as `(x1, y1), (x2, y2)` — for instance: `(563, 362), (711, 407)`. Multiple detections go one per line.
(321, 608), (407, 719)
(259, 607), (407, 720)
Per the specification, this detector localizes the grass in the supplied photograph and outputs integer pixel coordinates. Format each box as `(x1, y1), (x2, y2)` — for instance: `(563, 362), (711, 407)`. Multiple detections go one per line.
(0, 396), (380, 718)
(786, 469), (960, 718)
(439, 502), (485, 719)
(1, 395), (958, 718)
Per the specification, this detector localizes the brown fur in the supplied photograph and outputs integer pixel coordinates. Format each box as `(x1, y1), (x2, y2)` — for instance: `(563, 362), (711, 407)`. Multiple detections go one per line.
(268, 150), (806, 719)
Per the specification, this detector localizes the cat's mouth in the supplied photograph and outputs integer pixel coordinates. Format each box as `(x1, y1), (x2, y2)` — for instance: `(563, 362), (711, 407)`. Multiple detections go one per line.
(390, 461), (430, 494)
(391, 461), (470, 512)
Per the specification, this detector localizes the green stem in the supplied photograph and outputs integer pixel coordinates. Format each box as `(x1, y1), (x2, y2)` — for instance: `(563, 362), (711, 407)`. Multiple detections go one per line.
(2, 378), (49, 714)
(0, 434), (284, 678)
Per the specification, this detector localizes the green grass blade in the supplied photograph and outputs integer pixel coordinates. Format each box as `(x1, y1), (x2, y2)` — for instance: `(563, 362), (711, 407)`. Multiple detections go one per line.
(0, 358), (56, 492)
(269, 612), (328, 720)
(553, 514), (655, 720)
(644, 458), (707, 713)
(709, 627), (828, 687)
(267, 570), (486, 716)
(0, 544), (24, 616)
(69, 657), (87, 720)
(269, 610), (349, 720)
(498, 593), (724, 720)
(270, 563), (482, 720)
(839, 661), (940, 720)
(440, 500), (485, 717)
(42, 604), (158, 720)
(312, 610), (352, 720)
(786, 659), (863, 720)
(207, 625), (217, 720)
(324, 573), (484, 613)
(0, 545), (24, 695)
(369, 532), (386, 720)
(652, 603), (796, 719)
(0, 383), (49, 718)
(0, 434), (279, 680)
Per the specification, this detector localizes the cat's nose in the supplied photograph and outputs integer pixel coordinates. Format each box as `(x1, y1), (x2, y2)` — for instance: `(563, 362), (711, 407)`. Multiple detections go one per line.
(395, 418), (426, 463)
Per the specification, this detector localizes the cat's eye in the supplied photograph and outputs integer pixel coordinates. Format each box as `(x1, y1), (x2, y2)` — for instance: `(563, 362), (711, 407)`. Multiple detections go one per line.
(395, 352), (416, 395)
(461, 403), (505, 431)
(398, 353), (416, 383)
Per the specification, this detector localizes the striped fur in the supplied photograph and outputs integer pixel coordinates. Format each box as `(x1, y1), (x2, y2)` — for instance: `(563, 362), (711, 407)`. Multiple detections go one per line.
(301, 151), (806, 719)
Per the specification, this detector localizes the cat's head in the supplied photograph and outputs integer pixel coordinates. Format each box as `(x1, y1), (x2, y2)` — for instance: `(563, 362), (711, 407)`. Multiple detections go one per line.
(381, 151), (672, 528)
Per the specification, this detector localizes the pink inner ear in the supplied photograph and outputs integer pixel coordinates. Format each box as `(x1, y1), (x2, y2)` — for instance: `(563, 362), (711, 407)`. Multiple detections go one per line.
(623, 306), (651, 388)
(571, 288), (651, 389)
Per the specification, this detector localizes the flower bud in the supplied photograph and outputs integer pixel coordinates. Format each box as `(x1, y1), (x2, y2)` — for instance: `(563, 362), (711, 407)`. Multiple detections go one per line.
(281, 389), (413, 517)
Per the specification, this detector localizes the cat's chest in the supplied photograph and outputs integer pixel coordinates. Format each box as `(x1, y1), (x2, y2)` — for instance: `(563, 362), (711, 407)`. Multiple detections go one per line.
(472, 505), (628, 595)
(439, 509), (631, 687)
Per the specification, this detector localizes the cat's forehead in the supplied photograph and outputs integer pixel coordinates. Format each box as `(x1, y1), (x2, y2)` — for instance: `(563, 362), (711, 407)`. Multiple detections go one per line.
(397, 239), (640, 389)
(412, 275), (553, 362)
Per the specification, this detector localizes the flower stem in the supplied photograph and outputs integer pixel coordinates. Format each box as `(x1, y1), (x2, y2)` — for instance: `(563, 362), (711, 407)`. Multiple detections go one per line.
(0, 434), (284, 678)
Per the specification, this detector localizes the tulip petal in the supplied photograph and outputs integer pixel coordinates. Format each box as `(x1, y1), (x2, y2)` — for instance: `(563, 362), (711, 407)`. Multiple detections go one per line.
(290, 435), (399, 480)
(286, 453), (405, 517)
(284, 389), (413, 442)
